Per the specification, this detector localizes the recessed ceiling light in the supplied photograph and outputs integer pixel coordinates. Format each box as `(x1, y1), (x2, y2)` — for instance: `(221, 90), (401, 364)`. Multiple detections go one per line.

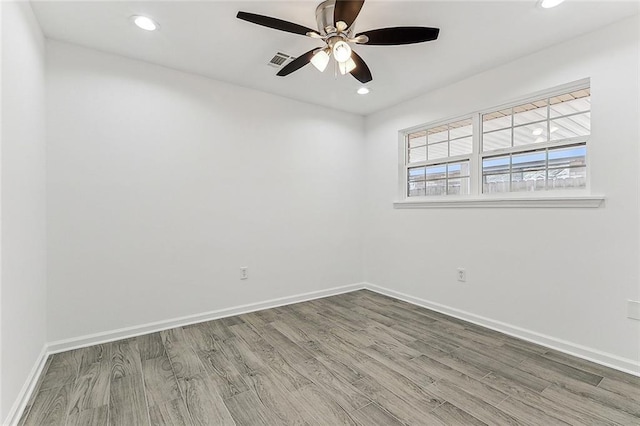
(540, 0), (565, 9)
(132, 15), (158, 31)
(532, 128), (544, 136)
(550, 126), (559, 133)
(357, 87), (370, 95)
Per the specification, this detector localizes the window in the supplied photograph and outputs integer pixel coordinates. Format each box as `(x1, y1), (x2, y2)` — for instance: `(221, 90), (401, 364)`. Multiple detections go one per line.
(401, 82), (591, 201)
(481, 87), (590, 193)
(406, 118), (472, 197)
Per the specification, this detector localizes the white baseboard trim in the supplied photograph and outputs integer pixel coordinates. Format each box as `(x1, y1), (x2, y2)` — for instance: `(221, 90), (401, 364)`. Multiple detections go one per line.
(364, 283), (640, 377)
(47, 282), (366, 355)
(4, 345), (49, 426)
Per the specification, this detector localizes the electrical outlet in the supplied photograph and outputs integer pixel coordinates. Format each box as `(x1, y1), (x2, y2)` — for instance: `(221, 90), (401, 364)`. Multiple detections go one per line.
(240, 267), (248, 280)
(457, 268), (466, 282)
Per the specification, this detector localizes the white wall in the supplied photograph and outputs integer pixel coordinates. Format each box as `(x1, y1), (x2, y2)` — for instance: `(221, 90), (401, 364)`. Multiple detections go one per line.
(1, 1), (48, 421)
(363, 15), (640, 371)
(46, 41), (365, 342)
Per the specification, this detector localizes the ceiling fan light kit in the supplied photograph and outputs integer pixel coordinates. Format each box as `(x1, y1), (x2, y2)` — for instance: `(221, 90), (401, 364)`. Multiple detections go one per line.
(236, 0), (440, 84)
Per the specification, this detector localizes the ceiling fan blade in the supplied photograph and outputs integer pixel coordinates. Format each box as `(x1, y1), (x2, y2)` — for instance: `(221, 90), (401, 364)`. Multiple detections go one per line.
(356, 27), (440, 45)
(349, 51), (372, 84)
(334, 0), (365, 29)
(277, 49), (318, 77)
(237, 11), (319, 37)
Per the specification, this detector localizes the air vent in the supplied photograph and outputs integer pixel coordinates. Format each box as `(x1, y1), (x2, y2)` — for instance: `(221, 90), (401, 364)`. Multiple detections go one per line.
(267, 52), (294, 68)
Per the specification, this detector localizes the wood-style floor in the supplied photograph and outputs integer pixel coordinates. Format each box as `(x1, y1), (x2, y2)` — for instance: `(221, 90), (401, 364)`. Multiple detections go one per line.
(19, 290), (640, 425)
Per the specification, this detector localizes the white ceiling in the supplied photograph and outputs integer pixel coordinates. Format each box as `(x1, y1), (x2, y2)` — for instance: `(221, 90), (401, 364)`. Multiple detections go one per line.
(31, 1), (639, 115)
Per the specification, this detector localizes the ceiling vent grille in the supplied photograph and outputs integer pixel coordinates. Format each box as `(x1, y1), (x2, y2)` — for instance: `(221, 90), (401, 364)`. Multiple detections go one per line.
(267, 52), (294, 68)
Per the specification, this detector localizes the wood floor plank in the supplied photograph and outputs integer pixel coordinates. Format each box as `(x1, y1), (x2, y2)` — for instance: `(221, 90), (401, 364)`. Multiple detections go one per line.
(141, 354), (181, 407)
(67, 359), (111, 417)
(66, 405), (108, 426)
(431, 401), (487, 426)
(148, 398), (193, 426)
(541, 383), (640, 425)
(294, 383), (359, 425)
(292, 357), (371, 412)
(240, 368), (311, 424)
(230, 322), (313, 392)
(38, 350), (82, 391)
(430, 380), (521, 426)
(109, 374), (150, 426)
(20, 383), (72, 426)
(496, 396), (572, 425)
(544, 348), (640, 387)
(351, 377), (446, 425)
(110, 338), (144, 380)
(482, 372), (619, 426)
(350, 402), (404, 426)
(257, 324), (315, 363)
(359, 344), (438, 389)
(161, 328), (206, 380)
(138, 333), (166, 361)
(178, 373), (236, 425)
(410, 354), (508, 406)
(518, 353), (604, 386)
(224, 390), (278, 426)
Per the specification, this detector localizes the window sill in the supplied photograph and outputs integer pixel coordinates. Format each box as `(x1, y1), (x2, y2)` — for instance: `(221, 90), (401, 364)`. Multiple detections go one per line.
(393, 195), (605, 209)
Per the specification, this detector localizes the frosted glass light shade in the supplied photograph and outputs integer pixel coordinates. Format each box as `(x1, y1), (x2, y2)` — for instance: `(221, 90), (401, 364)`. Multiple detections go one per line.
(311, 50), (330, 72)
(333, 41), (352, 63)
(338, 58), (357, 75)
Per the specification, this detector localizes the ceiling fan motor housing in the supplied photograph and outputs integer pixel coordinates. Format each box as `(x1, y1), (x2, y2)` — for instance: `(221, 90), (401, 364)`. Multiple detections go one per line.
(315, 0), (355, 36)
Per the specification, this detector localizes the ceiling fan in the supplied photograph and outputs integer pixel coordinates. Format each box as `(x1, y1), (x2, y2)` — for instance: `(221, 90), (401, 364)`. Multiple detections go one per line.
(237, 0), (440, 84)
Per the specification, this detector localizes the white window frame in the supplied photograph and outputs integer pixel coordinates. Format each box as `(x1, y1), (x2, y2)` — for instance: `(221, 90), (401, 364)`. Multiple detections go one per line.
(395, 79), (605, 209)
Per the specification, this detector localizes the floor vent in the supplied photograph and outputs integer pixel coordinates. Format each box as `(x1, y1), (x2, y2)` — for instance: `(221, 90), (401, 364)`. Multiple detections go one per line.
(268, 52), (293, 68)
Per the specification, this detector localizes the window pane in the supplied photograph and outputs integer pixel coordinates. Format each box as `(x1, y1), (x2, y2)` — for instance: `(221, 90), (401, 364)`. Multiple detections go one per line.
(425, 164), (447, 180)
(408, 180), (426, 197)
(448, 162), (470, 178)
(513, 101), (547, 125)
(547, 166), (586, 190)
(483, 129), (511, 151)
(511, 170), (546, 192)
(514, 123), (548, 146)
(550, 95), (590, 118)
(428, 127), (448, 144)
(512, 151), (546, 173)
(483, 109), (511, 132)
(550, 113), (590, 140)
(448, 178), (470, 195)
(449, 137), (472, 157)
(408, 132), (427, 148)
(408, 167), (426, 197)
(483, 155), (509, 174)
(548, 145), (586, 169)
(408, 145), (426, 163)
(449, 120), (473, 139)
(425, 179), (446, 196)
(483, 173), (510, 193)
(428, 142), (448, 160)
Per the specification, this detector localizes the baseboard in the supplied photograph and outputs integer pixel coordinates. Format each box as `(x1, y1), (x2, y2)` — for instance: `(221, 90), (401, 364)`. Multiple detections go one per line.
(364, 283), (640, 377)
(3, 345), (49, 426)
(47, 282), (366, 355)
